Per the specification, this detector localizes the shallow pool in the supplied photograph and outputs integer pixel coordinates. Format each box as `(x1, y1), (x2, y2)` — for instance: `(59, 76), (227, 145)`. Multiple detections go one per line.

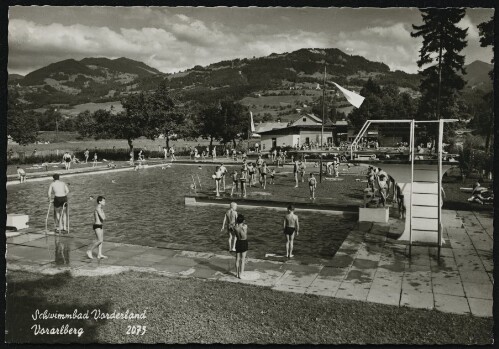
(6, 164), (356, 258)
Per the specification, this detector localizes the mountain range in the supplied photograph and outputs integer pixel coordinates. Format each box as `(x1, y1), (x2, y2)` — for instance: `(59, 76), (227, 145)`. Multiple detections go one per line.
(8, 48), (493, 109)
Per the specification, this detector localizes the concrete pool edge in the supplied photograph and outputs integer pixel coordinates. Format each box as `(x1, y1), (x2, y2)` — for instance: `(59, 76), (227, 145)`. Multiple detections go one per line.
(6, 208), (494, 317)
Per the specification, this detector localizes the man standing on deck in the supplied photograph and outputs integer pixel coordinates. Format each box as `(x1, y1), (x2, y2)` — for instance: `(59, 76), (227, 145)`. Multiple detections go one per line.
(48, 174), (69, 233)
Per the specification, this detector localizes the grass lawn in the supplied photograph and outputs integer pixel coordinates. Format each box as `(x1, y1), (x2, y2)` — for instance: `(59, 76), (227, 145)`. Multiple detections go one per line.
(6, 270), (492, 344)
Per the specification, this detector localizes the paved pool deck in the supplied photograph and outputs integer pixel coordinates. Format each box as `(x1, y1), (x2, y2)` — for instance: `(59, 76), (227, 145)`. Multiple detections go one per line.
(6, 209), (493, 318)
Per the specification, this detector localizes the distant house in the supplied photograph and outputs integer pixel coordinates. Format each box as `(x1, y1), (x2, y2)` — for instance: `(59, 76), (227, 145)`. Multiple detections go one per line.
(258, 124), (334, 150)
(290, 113), (322, 126)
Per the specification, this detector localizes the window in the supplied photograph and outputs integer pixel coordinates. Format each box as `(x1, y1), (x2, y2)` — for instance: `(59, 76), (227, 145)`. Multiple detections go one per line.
(303, 117), (306, 122)
(305, 137), (310, 144)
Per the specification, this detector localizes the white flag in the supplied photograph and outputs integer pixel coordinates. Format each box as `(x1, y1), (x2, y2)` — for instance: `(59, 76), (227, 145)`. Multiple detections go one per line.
(250, 111), (256, 133)
(332, 82), (365, 108)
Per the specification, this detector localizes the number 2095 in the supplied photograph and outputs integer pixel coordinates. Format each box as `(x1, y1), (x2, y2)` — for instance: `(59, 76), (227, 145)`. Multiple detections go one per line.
(126, 325), (146, 335)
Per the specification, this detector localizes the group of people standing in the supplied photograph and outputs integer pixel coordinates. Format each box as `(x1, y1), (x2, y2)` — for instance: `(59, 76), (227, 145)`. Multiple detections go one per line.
(221, 202), (300, 279)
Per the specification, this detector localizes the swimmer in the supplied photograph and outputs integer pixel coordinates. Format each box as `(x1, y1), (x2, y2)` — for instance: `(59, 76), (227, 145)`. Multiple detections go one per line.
(84, 149), (90, 163)
(247, 162), (255, 187)
(299, 161), (306, 182)
(376, 173), (390, 207)
(47, 174), (69, 233)
(233, 214), (248, 278)
(269, 168), (276, 184)
(221, 202), (238, 251)
(260, 162), (268, 189)
(219, 163), (228, 190)
(308, 172), (317, 200)
(214, 166), (222, 197)
(111, 179), (116, 184)
(283, 205), (299, 258)
(170, 146), (177, 162)
(230, 170), (239, 196)
(293, 160), (300, 187)
(16, 166), (26, 183)
(240, 163), (248, 197)
(62, 152), (72, 171)
(86, 196), (107, 259)
(93, 152), (98, 167)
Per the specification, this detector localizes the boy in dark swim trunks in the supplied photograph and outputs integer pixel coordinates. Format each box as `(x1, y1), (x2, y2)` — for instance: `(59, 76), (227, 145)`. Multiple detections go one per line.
(221, 202), (238, 251)
(260, 162), (268, 189)
(283, 205), (299, 258)
(87, 196), (107, 259)
(233, 214), (248, 278)
(48, 173), (69, 233)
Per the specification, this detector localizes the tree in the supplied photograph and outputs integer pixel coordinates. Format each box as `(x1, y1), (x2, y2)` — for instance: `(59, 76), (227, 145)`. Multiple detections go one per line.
(411, 8), (468, 122)
(476, 17), (494, 153)
(147, 82), (185, 150)
(7, 90), (39, 145)
(196, 104), (224, 151)
(218, 100), (249, 148)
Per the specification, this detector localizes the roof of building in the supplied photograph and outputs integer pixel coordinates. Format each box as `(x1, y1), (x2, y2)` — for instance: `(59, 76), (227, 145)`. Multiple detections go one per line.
(290, 113), (322, 125)
(258, 124), (334, 135)
(254, 122), (288, 134)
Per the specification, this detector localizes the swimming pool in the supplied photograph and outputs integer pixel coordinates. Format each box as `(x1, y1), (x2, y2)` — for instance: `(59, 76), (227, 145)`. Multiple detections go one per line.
(6, 164), (356, 259)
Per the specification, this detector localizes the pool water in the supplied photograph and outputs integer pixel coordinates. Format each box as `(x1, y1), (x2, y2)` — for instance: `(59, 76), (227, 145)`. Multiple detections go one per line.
(6, 164), (356, 259)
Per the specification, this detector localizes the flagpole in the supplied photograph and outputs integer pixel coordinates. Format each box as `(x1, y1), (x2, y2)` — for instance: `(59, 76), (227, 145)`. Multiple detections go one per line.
(321, 65), (326, 150)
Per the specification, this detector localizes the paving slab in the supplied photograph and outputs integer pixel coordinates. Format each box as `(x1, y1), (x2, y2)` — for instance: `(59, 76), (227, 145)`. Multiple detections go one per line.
(434, 294), (470, 315)
(271, 284), (308, 294)
(244, 269), (286, 287)
(402, 271), (432, 293)
(459, 270), (491, 284)
(335, 281), (370, 301)
(325, 252), (356, 268)
(400, 290), (434, 310)
(462, 281), (493, 300)
(279, 270), (319, 288)
(467, 298), (493, 317)
(344, 267), (376, 284)
(367, 284), (401, 306)
(305, 278), (341, 297)
(432, 278), (465, 297)
(316, 266), (349, 282)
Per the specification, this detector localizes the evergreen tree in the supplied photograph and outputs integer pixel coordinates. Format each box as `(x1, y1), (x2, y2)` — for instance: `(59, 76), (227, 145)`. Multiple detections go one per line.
(7, 89), (39, 145)
(411, 8), (468, 121)
(476, 16), (494, 153)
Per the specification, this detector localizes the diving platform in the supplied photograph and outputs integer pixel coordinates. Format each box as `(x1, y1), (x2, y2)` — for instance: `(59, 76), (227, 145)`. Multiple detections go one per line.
(184, 193), (358, 216)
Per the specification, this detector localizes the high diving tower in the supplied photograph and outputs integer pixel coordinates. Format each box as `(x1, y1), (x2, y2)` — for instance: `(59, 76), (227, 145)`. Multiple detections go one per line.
(350, 119), (457, 258)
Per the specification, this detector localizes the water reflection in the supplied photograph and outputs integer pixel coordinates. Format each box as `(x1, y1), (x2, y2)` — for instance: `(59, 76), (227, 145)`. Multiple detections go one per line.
(54, 235), (70, 265)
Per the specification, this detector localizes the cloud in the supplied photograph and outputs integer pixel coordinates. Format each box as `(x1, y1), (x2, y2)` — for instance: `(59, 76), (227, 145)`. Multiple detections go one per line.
(335, 22), (421, 73)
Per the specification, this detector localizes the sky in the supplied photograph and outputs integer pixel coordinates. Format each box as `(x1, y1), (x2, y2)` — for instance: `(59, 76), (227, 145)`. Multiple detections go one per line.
(8, 6), (494, 76)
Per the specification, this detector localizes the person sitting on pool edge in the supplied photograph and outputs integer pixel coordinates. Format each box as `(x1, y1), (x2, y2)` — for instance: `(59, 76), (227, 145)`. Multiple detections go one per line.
(221, 202), (238, 251)
(283, 205), (299, 258)
(233, 214), (248, 279)
(16, 166), (26, 183)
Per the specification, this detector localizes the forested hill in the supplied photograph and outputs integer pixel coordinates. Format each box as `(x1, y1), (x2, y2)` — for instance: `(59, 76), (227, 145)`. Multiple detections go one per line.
(9, 48), (490, 109)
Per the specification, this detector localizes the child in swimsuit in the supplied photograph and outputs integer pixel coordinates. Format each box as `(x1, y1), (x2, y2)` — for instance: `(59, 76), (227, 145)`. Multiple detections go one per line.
(293, 160), (300, 188)
(221, 202), (238, 251)
(283, 205), (299, 258)
(299, 162), (306, 182)
(233, 214), (248, 278)
(308, 172), (317, 200)
(214, 166), (222, 197)
(270, 168), (276, 184)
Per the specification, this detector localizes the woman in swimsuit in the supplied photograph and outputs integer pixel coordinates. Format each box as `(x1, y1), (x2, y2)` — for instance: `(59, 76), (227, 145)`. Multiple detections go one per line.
(233, 214), (248, 278)
(87, 196), (107, 259)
